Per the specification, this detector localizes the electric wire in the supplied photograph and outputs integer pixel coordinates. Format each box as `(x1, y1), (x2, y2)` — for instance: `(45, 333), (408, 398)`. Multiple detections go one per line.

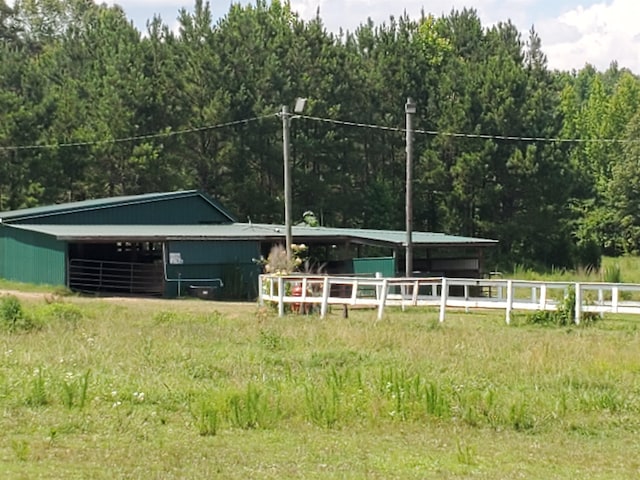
(1, 110), (638, 152)
(0, 114), (276, 152)
(297, 114), (639, 144)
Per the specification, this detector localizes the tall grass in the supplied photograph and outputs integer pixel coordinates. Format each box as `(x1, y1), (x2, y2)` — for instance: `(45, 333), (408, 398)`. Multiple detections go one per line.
(1, 294), (640, 478)
(508, 256), (640, 284)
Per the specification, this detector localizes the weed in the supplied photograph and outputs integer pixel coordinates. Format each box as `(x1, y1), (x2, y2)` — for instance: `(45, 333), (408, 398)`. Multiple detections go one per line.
(25, 368), (48, 407)
(192, 398), (219, 436)
(153, 310), (180, 323)
(228, 383), (271, 429)
(455, 438), (476, 465)
(525, 287), (598, 326)
(423, 381), (451, 419)
(60, 370), (91, 409)
(304, 382), (339, 428)
(259, 329), (284, 351)
(509, 399), (535, 431)
(602, 264), (622, 283)
(10, 439), (29, 461)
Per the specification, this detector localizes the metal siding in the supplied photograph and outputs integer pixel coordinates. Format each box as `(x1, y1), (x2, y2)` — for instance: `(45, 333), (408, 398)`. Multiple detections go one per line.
(0, 235), (4, 276)
(12, 197), (231, 225)
(353, 257), (396, 277)
(165, 240), (260, 299)
(0, 226), (66, 285)
(168, 240), (260, 264)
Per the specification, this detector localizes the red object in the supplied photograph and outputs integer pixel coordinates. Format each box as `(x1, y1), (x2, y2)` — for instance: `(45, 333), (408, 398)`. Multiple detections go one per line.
(291, 284), (305, 313)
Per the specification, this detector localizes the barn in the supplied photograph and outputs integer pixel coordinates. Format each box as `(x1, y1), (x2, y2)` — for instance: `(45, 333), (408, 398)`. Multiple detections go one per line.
(0, 190), (497, 299)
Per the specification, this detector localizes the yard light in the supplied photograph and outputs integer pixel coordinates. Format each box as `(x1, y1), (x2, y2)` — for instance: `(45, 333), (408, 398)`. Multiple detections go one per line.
(280, 97), (307, 261)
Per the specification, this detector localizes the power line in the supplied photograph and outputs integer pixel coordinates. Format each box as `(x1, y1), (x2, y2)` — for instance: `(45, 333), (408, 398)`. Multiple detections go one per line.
(0, 114), (276, 152)
(298, 114), (640, 144)
(2, 110), (639, 151)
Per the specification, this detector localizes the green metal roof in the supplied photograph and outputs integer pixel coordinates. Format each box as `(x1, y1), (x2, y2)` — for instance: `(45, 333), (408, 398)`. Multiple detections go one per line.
(0, 190), (236, 223)
(6, 223), (497, 248)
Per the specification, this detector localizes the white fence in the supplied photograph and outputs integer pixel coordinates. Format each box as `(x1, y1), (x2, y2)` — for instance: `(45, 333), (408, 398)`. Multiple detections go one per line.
(258, 274), (640, 324)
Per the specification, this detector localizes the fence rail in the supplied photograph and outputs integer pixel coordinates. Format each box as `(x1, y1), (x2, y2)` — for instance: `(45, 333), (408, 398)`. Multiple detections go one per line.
(258, 274), (640, 323)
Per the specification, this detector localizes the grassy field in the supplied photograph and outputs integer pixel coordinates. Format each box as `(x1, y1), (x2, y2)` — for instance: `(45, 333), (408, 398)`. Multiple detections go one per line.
(506, 255), (640, 284)
(0, 292), (639, 479)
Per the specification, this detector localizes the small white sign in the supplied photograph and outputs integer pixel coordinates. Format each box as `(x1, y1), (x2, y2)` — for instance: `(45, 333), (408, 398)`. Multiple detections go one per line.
(169, 252), (184, 265)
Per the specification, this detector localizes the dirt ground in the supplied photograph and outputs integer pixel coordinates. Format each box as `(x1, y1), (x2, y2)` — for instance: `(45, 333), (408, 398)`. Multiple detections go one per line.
(0, 288), (257, 314)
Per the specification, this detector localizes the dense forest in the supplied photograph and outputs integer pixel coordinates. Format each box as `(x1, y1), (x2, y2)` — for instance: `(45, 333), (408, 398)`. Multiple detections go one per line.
(1, 0), (640, 269)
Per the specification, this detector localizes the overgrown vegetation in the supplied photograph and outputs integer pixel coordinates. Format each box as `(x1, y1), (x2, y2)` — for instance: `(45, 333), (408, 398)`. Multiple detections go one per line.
(1, 294), (640, 477)
(525, 287), (599, 326)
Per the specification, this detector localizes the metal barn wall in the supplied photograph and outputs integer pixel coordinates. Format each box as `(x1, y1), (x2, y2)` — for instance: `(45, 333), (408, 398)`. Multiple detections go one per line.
(352, 257), (396, 277)
(0, 226), (66, 285)
(165, 240), (261, 299)
(10, 197), (231, 226)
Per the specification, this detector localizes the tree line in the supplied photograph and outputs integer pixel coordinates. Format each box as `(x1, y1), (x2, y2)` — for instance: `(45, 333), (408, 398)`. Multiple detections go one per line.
(1, 0), (640, 269)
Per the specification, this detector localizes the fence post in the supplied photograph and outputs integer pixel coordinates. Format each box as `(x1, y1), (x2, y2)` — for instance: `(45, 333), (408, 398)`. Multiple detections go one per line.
(506, 280), (513, 324)
(377, 279), (389, 320)
(439, 278), (448, 323)
(351, 279), (358, 304)
(464, 284), (470, 313)
(540, 284), (547, 310)
(574, 282), (581, 325)
(375, 272), (382, 300)
(412, 280), (419, 305)
(320, 277), (330, 319)
(598, 288), (604, 318)
(612, 286), (619, 314)
(258, 275), (264, 306)
(278, 276), (285, 317)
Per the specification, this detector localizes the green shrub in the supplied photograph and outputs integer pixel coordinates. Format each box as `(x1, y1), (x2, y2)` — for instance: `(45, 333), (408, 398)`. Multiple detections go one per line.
(0, 296), (40, 332)
(525, 287), (598, 326)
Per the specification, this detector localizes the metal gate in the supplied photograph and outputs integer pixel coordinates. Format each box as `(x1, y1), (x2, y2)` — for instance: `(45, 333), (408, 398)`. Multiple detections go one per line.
(68, 259), (164, 296)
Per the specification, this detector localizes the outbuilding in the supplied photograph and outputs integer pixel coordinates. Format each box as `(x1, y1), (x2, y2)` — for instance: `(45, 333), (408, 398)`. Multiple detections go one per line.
(0, 190), (497, 299)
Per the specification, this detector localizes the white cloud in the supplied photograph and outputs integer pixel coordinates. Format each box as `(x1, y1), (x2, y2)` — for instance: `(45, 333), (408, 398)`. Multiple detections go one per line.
(8, 0), (639, 73)
(539, 0), (640, 72)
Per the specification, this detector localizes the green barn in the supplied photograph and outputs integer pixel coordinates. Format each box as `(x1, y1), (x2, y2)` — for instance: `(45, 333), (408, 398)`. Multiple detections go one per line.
(0, 190), (497, 299)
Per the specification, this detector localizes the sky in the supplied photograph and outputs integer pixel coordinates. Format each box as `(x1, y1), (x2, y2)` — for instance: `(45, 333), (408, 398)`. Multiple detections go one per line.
(112, 0), (640, 73)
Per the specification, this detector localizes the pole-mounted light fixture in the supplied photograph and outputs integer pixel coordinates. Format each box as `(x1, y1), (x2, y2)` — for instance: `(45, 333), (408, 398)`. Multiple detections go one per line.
(405, 97), (416, 277)
(281, 97), (307, 261)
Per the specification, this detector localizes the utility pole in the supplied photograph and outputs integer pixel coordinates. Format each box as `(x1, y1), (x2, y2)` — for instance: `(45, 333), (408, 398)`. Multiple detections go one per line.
(405, 97), (416, 277)
(281, 105), (293, 261)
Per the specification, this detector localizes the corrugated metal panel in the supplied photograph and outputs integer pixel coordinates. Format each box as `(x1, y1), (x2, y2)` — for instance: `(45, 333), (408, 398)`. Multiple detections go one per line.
(164, 240), (261, 300)
(0, 190), (236, 225)
(0, 225), (66, 285)
(353, 257), (396, 277)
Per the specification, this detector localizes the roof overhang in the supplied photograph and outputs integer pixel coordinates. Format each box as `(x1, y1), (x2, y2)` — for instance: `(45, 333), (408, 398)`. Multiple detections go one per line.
(4, 223), (498, 249)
